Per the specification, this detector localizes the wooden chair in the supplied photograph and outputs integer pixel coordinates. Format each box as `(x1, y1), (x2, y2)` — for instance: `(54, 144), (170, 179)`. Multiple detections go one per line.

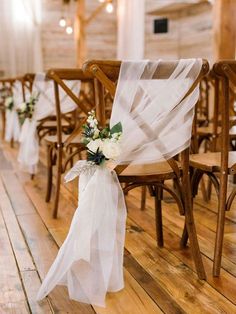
(183, 60), (236, 277)
(22, 73), (76, 142)
(83, 59), (209, 280)
(197, 76), (211, 127)
(195, 73), (217, 152)
(44, 68), (95, 218)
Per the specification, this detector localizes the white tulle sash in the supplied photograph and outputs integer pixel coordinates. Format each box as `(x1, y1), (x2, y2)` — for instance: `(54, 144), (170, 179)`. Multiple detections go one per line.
(17, 74), (81, 174)
(5, 109), (21, 142)
(36, 59), (203, 307)
(37, 162), (127, 307)
(18, 118), (39, 174)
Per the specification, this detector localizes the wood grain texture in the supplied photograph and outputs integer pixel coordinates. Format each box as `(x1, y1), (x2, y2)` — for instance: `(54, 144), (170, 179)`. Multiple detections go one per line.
(213, 0), (236, 60)
(0, 191), (30, 313)
(40, 0), (214, 70)
(1, 140), (236, 313)
(41, 0), (117, 70)
(145, 1), (213, 63)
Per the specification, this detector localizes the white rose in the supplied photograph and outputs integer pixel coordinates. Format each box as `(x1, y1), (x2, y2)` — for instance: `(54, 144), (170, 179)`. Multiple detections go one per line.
(87, 138), (103, 153)
(102, 139), (121, 160)
(18, 102), (26, 111)
(4, 97), (13, 108)
(93, 128), (100, 139)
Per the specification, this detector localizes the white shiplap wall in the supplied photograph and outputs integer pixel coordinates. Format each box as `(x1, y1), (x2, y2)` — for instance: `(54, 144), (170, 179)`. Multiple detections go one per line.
(41, 0), (214, 70)
(41, 0), (117, 70)
(145, 1), (213, 63)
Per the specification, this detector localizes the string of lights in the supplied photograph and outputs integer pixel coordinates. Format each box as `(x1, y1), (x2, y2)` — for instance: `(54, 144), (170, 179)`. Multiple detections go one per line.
(59, 0), (114, 35)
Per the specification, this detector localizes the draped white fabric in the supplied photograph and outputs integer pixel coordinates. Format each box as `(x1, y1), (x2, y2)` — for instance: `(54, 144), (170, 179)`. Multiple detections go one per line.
(4, 81), (22, 142)
(117, 0), (145, 59)
(18, 73), (81, 174)
(37, 59), (202, 307)
(0, 0), (43, 76)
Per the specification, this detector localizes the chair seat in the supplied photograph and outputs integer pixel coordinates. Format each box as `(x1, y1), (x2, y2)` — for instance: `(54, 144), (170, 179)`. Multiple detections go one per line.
(197, 116), (208, 126)
(197, 123), (220, 136)
(190, 151), (236, 173)
(38, 120), (70, 129)
(118, 161), (181, 182)
(44, 134), (83, 147)
(197, 124), (236, 138)
(229, 126), (236, 138)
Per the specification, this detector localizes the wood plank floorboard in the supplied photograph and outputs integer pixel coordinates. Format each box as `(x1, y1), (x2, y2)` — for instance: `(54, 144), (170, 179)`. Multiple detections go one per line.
(0, 141), (236, 313)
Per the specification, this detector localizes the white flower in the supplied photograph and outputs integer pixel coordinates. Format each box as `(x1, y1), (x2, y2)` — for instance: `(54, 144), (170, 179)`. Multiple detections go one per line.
(4, 97), (13, 108)
(93, 129), (100, 139)
(87, 111), (98, 129)
(89, 119), (98, 128)
(87, 138), (103, 153)
(102, 139), (121, 160)
(18, 102), (26, 111)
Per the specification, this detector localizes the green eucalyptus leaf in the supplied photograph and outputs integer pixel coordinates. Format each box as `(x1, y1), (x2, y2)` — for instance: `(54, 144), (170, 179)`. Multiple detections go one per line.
(110, 122), (122, 135)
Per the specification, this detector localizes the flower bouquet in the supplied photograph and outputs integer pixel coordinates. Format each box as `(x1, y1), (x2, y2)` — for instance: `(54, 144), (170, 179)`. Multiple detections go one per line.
(17, 92), (39, 125)
(82, 110), (122, 165)
(4, 96), (14, 111)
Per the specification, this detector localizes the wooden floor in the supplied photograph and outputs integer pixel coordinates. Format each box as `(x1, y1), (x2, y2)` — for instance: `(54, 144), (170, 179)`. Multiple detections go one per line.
(0, 140), (236, 314)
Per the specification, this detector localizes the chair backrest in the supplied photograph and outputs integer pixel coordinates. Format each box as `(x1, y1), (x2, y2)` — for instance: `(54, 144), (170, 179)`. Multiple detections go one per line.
(83, 59), (209, 174)
(46, 68), (95, 146)
(22, 73), (35, 101)
(0, 78), (16, 102)
(213, 60), (236, 174)
(191, 70), (221, 154)
(197, 76), (211, 126)
(0, 78), (25, 110)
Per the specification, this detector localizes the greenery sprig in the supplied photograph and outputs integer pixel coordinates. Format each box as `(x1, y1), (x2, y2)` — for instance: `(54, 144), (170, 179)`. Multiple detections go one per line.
(17, 92), (40, 125)
(82, 110), (122, 165)
(4, 96), (14, 111)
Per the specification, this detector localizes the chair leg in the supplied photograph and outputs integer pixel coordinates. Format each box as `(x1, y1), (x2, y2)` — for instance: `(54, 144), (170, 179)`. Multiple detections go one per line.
(141, 186), (146, 211)
(52, 147), (63, 219)
(183, 182), (206, 279)
(68, 146), (74, 168)
(181, 148), (206, 279)
(184, 205), (206, 279)
(155, 184), (164, 247)
(207, 177), (212, 201)
(213, 172), (228, 277)
(180, 223), (188, 248)
(213, 205), (226, 277)
(200, 176), (209, 202)
(181, 168), (202, 248)
(1, 111), (5, 140)
(45, 145), (53, 203)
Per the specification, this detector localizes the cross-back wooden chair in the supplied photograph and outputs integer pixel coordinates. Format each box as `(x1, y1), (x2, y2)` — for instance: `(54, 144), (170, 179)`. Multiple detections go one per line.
(197, 76), (211, 127)
(23, 73), (77, 142)
(83, 59), (209, 280)
(192, 66), (236, 199)
(45, 68), (95, 218)
(190, 72), (220, 202)
(194, 72), (217, 152)
(183, 60), (236, 277)
(195, 71), (236, 154)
